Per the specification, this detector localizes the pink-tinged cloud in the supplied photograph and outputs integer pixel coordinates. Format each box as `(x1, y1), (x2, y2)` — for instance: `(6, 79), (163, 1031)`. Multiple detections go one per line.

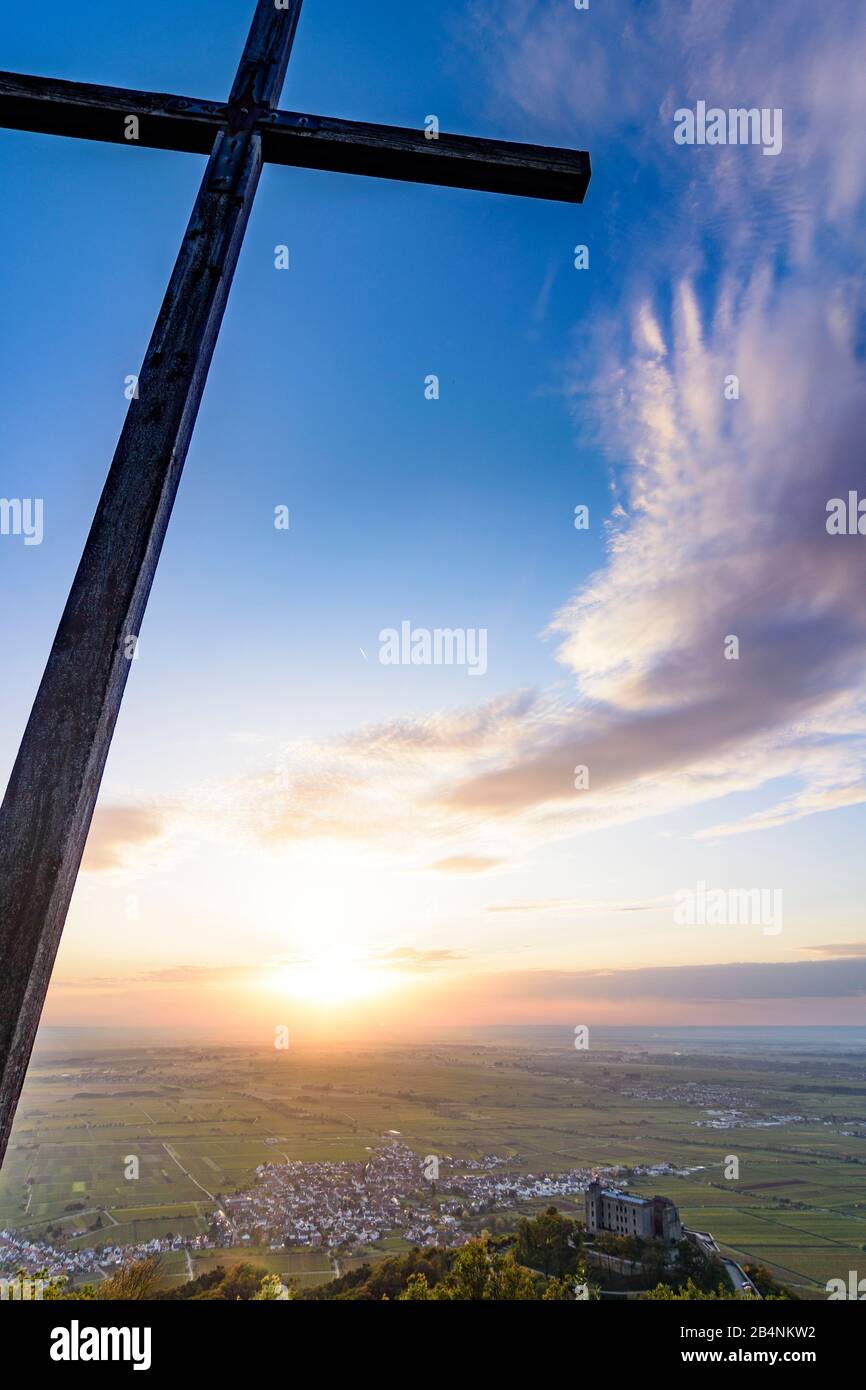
(430, 856), (503, 874)
(81, 805), (164, 872)
(89, 1), (866, 871)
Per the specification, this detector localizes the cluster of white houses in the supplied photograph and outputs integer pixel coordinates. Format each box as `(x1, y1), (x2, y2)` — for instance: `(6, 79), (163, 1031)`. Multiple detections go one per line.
(3, 1150), (691, 1288)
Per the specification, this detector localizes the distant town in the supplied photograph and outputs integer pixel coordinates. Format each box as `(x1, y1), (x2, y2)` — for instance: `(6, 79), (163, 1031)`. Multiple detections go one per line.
(0, 1139), (702, 1285)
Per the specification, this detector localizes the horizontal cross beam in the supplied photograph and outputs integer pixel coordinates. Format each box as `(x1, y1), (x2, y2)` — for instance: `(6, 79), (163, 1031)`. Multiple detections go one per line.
(0, 0), (591, 1170)
(0, 71), (590, 203)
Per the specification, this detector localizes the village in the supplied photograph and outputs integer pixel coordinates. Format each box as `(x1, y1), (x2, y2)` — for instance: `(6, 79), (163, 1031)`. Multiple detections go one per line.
(0, 1141), (694, 1285)
(224, 1142), (594, 1250)
(0, 1137), (716, 1289)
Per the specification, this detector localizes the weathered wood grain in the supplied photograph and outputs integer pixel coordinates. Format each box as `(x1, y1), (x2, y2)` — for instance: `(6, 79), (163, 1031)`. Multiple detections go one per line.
(0, 0), (305, 1165)
(0, 0), (592, 1167)
(0, 71), (590, 203)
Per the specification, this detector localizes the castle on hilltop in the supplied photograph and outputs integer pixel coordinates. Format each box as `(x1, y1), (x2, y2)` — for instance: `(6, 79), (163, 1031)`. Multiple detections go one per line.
(585, 1180), (683, 1244)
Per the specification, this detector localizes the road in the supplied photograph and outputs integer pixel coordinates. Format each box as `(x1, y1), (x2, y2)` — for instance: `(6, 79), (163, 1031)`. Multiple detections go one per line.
(688, 1227), (761, 1298)
(161, 1143), (217, 1204)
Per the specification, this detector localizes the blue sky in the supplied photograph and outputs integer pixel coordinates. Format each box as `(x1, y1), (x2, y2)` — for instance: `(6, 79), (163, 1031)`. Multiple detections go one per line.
(0, 0), (615, 774)
(1, 0), (865, 1032)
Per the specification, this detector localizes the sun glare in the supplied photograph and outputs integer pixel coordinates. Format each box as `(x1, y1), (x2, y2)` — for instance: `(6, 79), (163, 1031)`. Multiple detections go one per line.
(269, 957), (393, 1007)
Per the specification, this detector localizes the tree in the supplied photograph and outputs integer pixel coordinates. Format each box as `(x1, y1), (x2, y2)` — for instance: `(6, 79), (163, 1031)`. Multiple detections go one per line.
(514, 1207), (579, 1276)
(35, 1259), (160, 1301)
(594, 1231), (623, 1257)
(643, 1279), (740, 1300)
(100, 1256), (161, 1300)
(640, 1237), (668, 1286)
(399, 1273), (434, 1300)
(398, 1237), (541, 1301)
(196, 1262), (269, 1301)
(742, 1264), (793, 1300)
(253, 1274), (295, 1301)
(542, 1274), (597, 1300)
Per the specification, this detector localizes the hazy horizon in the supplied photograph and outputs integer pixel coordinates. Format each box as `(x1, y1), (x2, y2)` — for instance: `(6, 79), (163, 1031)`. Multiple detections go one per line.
(3, 0), (866, 1038)
(30, 1023), (866, 1054)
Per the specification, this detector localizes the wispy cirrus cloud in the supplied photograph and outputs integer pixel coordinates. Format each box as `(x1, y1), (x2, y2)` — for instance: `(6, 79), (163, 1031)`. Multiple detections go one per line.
(88, 1), (866, 873)
(456, 0), (866, 255)
(116, 274), (866, 858)
(228, 5), (865, 853)
(443, 270), (866, 832)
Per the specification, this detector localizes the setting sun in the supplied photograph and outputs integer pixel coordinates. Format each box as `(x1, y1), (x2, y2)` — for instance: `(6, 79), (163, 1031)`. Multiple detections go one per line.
(268, 956), (395, 1007)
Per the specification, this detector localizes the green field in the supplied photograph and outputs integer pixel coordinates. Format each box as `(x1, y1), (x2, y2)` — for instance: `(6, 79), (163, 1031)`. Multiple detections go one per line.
(2, 1033), (865, 1297)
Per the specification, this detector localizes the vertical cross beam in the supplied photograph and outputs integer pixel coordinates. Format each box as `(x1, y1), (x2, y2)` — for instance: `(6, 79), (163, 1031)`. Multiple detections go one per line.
(0, 0), (304, 1163)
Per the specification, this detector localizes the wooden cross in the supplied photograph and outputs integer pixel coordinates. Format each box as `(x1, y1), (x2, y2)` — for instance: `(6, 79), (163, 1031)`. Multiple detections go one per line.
(0, 0), (589, 1163)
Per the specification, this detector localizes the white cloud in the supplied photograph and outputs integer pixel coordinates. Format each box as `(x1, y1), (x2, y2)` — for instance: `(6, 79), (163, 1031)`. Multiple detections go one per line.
(95, 2), (866, 868)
